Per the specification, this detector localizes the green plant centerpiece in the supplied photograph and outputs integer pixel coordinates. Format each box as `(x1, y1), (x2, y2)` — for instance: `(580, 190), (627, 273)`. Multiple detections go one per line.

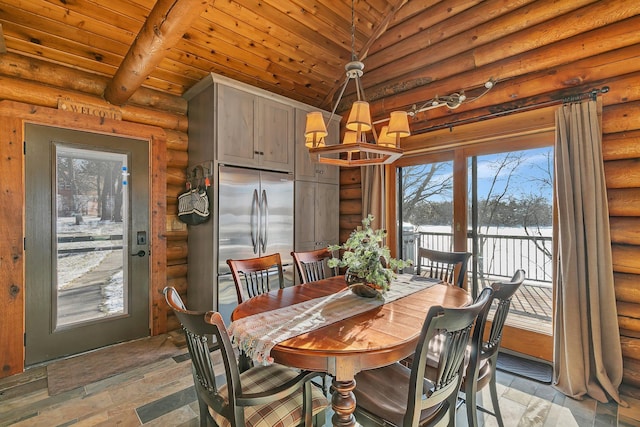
(328, 214), (412, 298)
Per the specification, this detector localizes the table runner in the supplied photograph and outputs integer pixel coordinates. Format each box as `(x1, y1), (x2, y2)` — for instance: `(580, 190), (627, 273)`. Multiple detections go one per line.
(229, 274), (440, 365)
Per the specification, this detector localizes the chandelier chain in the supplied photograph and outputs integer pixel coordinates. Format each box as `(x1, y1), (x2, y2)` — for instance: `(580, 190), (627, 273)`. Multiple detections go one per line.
(351, 0), (356, 61)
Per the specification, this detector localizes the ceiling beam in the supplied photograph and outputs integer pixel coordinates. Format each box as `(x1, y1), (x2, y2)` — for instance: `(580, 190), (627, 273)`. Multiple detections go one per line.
(104, 0), (210, 106)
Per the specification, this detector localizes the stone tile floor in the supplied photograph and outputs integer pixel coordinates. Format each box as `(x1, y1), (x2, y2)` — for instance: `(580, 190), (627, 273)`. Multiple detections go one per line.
(0, 347), (637, 427)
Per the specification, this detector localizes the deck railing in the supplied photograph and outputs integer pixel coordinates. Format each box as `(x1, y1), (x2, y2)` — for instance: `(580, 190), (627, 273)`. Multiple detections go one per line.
(402, 230), (553, 284)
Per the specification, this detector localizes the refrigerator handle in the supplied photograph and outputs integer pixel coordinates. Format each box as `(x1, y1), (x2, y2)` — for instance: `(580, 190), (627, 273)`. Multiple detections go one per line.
(261, 189), (269, 253)
(251, 189), (259, 254)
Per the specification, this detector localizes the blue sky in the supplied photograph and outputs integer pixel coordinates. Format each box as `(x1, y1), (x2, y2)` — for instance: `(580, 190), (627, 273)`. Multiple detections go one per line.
(419, 146), (554, 202)
(474, 146), (554, 201)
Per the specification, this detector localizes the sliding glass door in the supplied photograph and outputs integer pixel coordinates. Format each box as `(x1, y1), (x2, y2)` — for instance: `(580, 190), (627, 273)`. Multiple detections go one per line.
(397, 138), (554, 360)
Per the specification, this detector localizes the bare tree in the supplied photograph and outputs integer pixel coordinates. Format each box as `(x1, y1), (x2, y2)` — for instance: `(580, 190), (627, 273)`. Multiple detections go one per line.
(475, 152), (525, 286)
(99, 162), (124, 222)
(400, 148), (553, 285)
(401, 163), (452, 224)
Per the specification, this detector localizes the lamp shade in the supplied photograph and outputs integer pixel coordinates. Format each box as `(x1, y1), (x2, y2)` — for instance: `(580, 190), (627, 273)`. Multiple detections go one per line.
(342, 131), (357, 145)
(387, 111), (410, 137)
(346, 101), (372, 132)
(377, 126), (396, 147)
(305, 136), (325, 148)
(304, 111), (328, 139)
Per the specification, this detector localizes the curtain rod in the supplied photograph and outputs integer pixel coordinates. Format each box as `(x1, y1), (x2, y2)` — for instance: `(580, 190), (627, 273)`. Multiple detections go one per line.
(562, 86), (609, 103)
(413, 86), (610, 134)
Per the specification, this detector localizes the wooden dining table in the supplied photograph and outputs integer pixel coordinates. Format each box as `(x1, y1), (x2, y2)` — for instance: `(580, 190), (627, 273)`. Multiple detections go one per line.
(230, 274), (471, 427)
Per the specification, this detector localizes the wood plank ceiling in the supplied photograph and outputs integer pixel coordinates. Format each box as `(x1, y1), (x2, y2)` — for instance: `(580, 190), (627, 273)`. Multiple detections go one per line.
(0, 0), (638, 134)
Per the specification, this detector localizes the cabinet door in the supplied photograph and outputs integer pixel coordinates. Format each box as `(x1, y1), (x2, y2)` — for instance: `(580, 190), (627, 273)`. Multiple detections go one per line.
(294, 181), (339, 250)
(314, 182), (339, 247)
(294, 180), (316, 249)
(217, 85), (257, 165)
(259, 98), (294, 172)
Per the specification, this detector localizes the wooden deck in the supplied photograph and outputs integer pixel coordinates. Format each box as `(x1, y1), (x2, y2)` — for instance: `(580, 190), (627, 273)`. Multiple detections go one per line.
(496, 280), (553, 335)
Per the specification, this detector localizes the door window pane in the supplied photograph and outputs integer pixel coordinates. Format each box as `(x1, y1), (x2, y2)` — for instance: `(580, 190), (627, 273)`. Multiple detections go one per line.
(55, 146), (128, 328)
(399, 161), (454, 268)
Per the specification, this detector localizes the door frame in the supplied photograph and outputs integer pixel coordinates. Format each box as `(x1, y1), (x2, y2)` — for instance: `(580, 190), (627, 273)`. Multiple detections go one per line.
(0, 100), (167, 378)
(24, 125), (151, 365)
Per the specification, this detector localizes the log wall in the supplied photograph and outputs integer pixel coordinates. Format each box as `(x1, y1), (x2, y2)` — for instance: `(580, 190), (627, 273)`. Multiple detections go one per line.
(0, 55), (188, 377)
(604, 113), (640, 399)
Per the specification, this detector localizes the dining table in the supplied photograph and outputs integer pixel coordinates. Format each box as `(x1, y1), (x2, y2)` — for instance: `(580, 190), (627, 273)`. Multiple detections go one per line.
(230, 273), (471, 427)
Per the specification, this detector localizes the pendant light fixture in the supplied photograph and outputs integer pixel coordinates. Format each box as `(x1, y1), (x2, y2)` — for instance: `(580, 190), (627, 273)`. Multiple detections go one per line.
(303, 1), (497, 167)
(304, 0), (407, 167)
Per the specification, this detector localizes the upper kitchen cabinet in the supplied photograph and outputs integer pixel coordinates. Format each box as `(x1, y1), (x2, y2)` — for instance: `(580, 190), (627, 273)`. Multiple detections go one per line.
(217, 84), (294, 172)
(294, 108), (339, 184)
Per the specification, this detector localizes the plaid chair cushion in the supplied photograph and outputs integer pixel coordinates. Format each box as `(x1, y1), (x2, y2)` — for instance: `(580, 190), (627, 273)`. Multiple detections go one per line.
(211, 364), (328, 427)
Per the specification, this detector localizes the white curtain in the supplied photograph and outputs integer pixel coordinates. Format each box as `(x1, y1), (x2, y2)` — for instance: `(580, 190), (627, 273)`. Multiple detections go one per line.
(553, 99), (625, 405)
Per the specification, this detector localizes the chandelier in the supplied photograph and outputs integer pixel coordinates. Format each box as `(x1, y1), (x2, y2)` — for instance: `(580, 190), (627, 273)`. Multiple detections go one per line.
(304, 0), (408, 167)
(304, 1), (496, 168)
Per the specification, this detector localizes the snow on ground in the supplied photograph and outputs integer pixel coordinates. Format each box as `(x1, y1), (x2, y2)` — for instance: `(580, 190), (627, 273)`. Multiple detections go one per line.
(416, 224), (552, 237)
(57, 215), (124, 315)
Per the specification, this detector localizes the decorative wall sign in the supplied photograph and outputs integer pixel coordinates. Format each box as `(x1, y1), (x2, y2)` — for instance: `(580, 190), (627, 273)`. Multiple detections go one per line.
(58, 98), (122, 120)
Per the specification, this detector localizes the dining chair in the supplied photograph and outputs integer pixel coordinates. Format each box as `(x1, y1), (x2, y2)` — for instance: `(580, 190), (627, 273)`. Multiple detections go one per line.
(461, 269), (526, 427)
(227, 253), (285, 304)
(163, 287), (328, 427)
(416, 247), (471, 288)
(290, 248), (338, 394)
(291, 248), (336, 284)
(352, 287), (494, 427)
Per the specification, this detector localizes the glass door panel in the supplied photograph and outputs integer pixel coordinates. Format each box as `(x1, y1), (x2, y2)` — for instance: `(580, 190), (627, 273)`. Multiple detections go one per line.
(55, 147), (128, 328)
(468, 147), (554, 336)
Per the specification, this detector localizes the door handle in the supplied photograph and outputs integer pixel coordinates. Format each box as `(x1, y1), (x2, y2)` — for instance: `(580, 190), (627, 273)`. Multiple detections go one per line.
(261, 189), (269, 253)
(131, 250), (146, 257)
(251, 189), (259, 254)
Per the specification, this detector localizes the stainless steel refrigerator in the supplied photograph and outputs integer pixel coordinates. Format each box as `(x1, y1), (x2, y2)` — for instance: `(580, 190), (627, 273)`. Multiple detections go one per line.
(217, 165), (294, 323)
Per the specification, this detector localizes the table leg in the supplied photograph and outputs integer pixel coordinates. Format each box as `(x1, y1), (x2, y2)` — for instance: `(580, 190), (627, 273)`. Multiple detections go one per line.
(331, 378), (357, 427)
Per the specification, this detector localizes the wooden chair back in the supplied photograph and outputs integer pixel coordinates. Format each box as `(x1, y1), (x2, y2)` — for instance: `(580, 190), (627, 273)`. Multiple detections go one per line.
(416, 247), (471, 288)
(409, 288), (493, 422)
(163, 286), (327, 427)
(291, 248), (336, 284)
(463, 269), (526, 427)
(162, 287), (229, 426)
(484, 269), (526, 359)
(353, 287), (493, 426)
(227, 253), (284, 304)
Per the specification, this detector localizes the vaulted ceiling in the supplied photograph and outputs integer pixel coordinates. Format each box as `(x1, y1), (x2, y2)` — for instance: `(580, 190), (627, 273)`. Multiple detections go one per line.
(0, 0), (638, 134)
